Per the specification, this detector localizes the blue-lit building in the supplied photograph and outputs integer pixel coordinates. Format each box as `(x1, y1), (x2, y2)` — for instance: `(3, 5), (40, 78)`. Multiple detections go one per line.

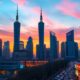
(0, 39), (2, 57)
(26, 36), (33, 60)
(61, 30), (78, 60)
(14, 5), (21, 52)
(50, 32), (59, 62)
(36, 9), (46, 60)
(0, 60), (24, 78)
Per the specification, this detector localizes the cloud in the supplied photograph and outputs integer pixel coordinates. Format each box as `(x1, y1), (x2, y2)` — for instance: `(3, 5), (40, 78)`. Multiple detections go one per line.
(11, 0), (26, 6)
(56, 0), (80, 19)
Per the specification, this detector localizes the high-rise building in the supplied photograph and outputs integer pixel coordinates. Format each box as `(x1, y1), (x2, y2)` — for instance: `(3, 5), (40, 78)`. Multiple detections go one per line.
(0, 39), (2, 57)
(14, 5), (21, 52)
(36, 9), (46, 60)
(3, 41), (10, 59)
(38, 9), (44, 45)
(50, 32), (59, 61)
(61, 30), (78, 60)
(26, 36), (33, 60)
(66, 41), (78, 59)
(66, 30), (74, 42)
(19, 41), (24, 50)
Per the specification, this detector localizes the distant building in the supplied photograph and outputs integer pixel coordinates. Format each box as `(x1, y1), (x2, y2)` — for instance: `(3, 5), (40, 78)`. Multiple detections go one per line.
(14, 5), (21, 52)
(0, 39), (2, 57)
(19, 41), (24, 50)
(3, 41), (10, 59)
(26, 36), (33, 60)
(50, 32), (59, 62)
(36, 9), (46, 60)
(61, 30), (78, 60)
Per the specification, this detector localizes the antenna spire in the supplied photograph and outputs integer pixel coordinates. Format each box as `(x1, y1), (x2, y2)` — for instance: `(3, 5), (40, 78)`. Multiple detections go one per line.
(40, 8), (43, 21)
(16, 4), (19, 21)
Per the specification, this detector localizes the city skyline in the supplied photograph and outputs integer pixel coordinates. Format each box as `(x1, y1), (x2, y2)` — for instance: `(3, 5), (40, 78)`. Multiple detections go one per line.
(0, 0), (80, 56)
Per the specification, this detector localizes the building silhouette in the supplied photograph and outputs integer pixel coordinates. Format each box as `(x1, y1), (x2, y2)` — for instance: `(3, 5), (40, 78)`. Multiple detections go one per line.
(61, 30), (78, 60)
(0, 39), (2, 57)
(26, 36), (33, 60)
(45, 48), (50, 61)
(14, 5), (21, 52)
(50, 32), (59, 62)
(3, 41), (10, 59)
(66, 30), (74, 42)
(61, 42), (66, 58)
(19, 41), (24, 50)
(36, 9), (46, 60)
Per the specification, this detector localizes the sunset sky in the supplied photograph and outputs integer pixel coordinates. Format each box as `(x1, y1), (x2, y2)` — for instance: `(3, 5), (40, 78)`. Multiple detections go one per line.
(0, 0), (80, 56)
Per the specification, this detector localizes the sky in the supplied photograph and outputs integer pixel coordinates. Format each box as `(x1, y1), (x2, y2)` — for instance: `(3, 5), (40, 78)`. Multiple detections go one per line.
(0, 0), (80, 56)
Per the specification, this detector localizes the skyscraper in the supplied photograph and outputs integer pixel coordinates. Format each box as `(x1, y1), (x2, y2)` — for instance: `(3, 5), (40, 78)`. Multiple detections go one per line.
(50, 32), (59, 62)
(0, 39), (2, 57)
(36, 9), (46, 60)
(14, 5), (21, 52)
(26, 36), (33, 60)
(38, 9), (44, 45)
(3, 41), (10, 59)
(61, 30), (78, 60)
(66, 30), (74, 42)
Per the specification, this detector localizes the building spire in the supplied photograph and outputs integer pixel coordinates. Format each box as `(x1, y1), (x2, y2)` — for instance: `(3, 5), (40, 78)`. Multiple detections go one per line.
(40, 8), (43, 21)
(16, 4), (19, 21)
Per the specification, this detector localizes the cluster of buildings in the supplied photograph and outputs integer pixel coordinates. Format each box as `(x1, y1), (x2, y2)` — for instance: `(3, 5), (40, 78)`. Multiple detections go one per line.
(0, 6), (79, 62)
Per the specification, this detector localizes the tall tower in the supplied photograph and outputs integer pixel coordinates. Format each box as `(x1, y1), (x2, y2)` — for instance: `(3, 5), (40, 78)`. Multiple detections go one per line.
(36, 9), (46, 60)
(14, 5), (21, 52)
(38, 9), (44, 45)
